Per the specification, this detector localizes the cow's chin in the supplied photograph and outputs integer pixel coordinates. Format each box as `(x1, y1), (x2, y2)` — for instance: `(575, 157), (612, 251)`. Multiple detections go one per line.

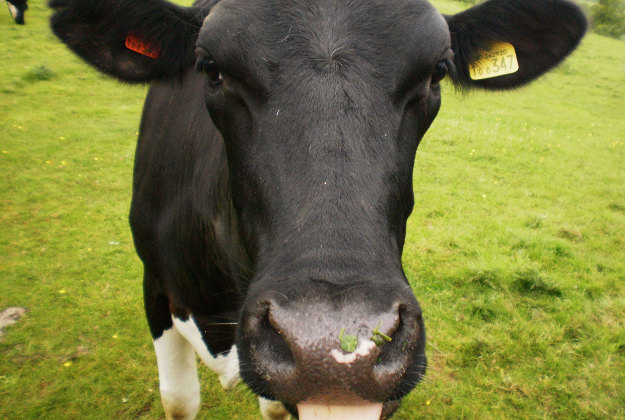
(297, 401), (383, 420)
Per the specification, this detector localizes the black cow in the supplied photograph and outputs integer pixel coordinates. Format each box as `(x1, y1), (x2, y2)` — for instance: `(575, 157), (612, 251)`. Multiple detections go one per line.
(6, 0), (27, 24)
(49, 0), (586, 418)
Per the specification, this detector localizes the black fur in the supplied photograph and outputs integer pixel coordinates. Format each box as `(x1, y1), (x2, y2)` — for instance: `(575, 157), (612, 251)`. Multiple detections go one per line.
(130, 71), (249, 352)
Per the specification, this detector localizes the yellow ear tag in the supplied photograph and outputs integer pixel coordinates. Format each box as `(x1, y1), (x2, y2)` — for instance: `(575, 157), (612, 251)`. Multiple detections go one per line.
(469, 42), (519, 80)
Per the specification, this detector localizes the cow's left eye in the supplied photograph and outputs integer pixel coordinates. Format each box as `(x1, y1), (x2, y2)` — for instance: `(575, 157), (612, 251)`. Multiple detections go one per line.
(196, 57), (223, 86)
(431, 61), (448, 85)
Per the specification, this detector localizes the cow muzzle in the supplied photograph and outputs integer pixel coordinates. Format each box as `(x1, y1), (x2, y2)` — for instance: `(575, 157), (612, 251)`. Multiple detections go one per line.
(237, 289), (426, 416)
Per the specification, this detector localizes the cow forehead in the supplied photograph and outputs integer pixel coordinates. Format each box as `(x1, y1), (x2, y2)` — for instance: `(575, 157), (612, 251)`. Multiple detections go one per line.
(199, 0), (449, 88)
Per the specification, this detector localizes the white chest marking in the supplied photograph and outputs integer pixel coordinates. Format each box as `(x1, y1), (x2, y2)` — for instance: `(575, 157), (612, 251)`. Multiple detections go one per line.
(172, 316), (240, 389)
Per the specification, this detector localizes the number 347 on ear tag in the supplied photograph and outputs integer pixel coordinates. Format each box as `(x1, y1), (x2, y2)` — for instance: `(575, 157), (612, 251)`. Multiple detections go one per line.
(469, 42), (519, 80)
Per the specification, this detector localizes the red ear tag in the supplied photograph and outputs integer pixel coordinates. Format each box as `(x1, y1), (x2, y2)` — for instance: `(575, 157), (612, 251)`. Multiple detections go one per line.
(125, 32), (161, 59)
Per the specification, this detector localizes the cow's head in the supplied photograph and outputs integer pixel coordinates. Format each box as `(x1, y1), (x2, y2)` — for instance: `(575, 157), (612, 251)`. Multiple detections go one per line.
(50, 0), (586, 417)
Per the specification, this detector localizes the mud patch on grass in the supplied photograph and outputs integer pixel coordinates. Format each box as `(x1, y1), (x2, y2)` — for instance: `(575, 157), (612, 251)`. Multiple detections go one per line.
(0, 307), (27, 340)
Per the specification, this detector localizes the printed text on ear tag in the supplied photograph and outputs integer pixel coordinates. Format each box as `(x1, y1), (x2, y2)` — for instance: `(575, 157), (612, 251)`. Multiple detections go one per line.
(125, 32), (161, 59)
(469, 42), (519, 80)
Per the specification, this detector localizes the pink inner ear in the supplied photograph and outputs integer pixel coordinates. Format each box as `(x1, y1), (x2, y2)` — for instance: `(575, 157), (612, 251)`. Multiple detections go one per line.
(125, 32), (161, 59)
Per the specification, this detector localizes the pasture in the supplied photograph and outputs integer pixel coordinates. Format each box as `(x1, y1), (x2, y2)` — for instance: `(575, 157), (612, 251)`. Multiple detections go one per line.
(1, 0), (624, 418)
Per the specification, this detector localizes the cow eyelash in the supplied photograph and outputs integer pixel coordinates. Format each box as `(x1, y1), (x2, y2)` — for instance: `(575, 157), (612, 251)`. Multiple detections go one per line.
(431, 59), (449, 85)
(196, 57), (223, 86)
(431, 54), (457, 87)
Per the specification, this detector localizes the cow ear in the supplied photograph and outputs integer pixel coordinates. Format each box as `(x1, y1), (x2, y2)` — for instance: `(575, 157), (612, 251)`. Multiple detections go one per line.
(49, 0), (207, 83)
(445, 0), (587, 90)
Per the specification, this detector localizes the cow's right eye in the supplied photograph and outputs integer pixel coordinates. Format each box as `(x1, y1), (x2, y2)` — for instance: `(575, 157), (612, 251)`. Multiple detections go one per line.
(196, 57), (222, 86)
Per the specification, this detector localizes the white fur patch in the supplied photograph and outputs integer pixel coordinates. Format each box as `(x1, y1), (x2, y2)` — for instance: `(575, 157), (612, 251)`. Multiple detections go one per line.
(172, 316), (240, 389)
(259, 397), (292, 420)
(330, 339), (378, 364)
(153, 328), (200, 420)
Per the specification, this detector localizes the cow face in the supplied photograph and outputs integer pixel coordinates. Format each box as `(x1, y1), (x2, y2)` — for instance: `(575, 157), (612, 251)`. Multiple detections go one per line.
(195, 0), (446, 412)
(50, 0), (586, 416)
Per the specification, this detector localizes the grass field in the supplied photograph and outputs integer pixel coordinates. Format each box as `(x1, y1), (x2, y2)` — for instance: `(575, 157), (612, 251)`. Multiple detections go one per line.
(1, 0), (624, 419)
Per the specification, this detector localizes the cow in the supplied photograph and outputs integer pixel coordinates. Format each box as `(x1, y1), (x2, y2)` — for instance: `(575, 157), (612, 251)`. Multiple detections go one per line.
(49, 0), (587, 418)
(6, 0), (27, 24)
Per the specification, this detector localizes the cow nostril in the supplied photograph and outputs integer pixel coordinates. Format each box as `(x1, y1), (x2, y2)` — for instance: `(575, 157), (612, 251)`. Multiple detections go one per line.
(374, 305), (405, 366)
(258, 307), (296, 370)
(372, 302), (427, 400)
(371, 315), (402, 364)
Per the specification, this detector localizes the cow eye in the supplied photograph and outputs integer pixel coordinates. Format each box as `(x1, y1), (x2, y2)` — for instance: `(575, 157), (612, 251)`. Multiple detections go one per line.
(196, 57), (223, 86)
(431, 61), (448, 85)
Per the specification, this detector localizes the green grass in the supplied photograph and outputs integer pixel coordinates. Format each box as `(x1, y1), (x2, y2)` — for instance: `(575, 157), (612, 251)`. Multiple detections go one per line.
(1, 1), (624, 419)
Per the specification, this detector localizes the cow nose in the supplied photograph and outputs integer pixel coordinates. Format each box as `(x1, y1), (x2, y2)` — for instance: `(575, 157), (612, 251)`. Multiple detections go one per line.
(239, 295), (426, 406)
